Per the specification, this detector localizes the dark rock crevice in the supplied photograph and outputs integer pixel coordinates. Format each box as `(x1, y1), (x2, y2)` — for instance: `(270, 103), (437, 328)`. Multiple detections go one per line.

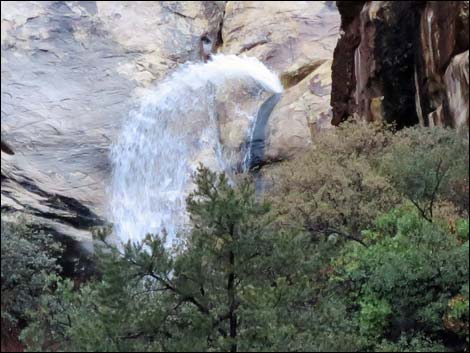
(1, 140), (15, 155)
(22, 181), (105, 230)
(374, 1), (422, 128)
(199, 1), (226, 61)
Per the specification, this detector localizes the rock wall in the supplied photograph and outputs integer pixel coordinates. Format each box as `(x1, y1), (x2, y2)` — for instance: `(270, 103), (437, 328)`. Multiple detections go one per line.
(1, 1), (339, 248)
(1, 1), (225, 249)
(220, 0), (340, 164)
(331, 1), (469, 129)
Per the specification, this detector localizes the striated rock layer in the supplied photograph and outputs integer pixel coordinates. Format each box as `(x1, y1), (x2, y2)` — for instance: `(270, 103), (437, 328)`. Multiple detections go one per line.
(331, 1), (469, 129)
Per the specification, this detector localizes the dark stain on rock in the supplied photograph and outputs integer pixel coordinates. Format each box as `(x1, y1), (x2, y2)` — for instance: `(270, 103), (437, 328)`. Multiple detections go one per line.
(331, 1), (469, 128)
(331, 1), (365, 125)
(374, 1), (421, 128)
(14, 176), (105, 230)
(244, 93), (282, 171)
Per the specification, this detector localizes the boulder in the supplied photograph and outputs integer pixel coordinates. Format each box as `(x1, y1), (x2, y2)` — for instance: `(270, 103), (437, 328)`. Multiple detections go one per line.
(265, 60), (333, 162)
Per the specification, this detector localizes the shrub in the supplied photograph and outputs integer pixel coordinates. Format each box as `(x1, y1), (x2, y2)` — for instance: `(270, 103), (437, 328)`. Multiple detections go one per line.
(21, 166), (328, 352)
(334, 207), (469, 350)
(376, 333), (448, 352)
(1, 217), (62, 345)
(380, 127), (469, 221)
(267, 120), (400, 244)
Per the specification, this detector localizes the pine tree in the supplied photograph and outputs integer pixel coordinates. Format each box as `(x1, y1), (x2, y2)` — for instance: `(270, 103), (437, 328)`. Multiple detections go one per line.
(23, 165), (324, 352)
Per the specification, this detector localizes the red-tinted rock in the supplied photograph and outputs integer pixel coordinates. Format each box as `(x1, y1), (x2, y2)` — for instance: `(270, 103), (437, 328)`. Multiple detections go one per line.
(331, 1), (365, 125)
(331, 1), (469, 129)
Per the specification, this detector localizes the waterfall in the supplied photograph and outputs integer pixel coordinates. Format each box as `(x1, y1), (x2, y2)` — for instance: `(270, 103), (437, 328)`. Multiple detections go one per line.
(110, 54), (283, 245)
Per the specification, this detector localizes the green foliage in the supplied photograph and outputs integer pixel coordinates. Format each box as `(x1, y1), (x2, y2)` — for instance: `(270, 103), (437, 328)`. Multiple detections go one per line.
(16, 124), (469, 352)
(380, 127), (469, 220)
(358, 295), (392, 339)
(455, 218), (469, 242)
(376, 333), (448, 352)
(334, 207), (469, 350)
(1, 217), (62, 344)
(268, 120), (400, 242)
(23, 166), (328, 351)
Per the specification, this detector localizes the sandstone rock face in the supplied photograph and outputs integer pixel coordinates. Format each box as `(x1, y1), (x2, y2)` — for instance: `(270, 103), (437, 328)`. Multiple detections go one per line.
(1, 2), (340, 246)
(221, 1), (340, 87)
(265, 60), (333, 162)
(218, 1), (339, 166)
(331, 1), (470, 129)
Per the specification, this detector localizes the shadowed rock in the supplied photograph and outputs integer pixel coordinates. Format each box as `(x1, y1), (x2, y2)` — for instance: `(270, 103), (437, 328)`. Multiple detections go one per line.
(331, 1), (469, 129)
(1, 140), (14, 155)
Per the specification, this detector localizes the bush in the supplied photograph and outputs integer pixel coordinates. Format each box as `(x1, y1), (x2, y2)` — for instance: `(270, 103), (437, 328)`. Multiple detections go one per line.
(380, 127), (469, 221)
(1, 217), (62, 344)
(17, 124), (469, 352)
(376, 333), (448, 352)
(267, 120), (400, 243)
(333, 207), (469, 350)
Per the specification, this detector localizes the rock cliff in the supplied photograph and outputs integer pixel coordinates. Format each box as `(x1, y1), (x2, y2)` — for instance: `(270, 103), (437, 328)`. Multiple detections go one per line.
(2, 1), (468, 251)
(331, 1), (469, 129)
(1, 1), (338, 247)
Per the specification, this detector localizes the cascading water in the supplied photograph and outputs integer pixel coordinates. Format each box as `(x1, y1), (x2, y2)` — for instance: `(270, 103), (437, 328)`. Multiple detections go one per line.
(110, 54), (283, 245)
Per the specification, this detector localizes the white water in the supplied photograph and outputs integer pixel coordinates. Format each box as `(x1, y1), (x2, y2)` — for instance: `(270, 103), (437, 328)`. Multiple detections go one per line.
(414, 65), (424, 126)
(110, 54), (283, 245)
(242, 115), (258, 173)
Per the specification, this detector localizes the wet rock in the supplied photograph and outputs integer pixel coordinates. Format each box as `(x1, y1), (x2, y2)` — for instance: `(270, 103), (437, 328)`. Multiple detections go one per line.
(331, 1), (469, 129)
(330, 1), (366, 125)
(332, 1), (422, 127)
(215, 81), (271, 171)
(418, 1), (469, 127)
